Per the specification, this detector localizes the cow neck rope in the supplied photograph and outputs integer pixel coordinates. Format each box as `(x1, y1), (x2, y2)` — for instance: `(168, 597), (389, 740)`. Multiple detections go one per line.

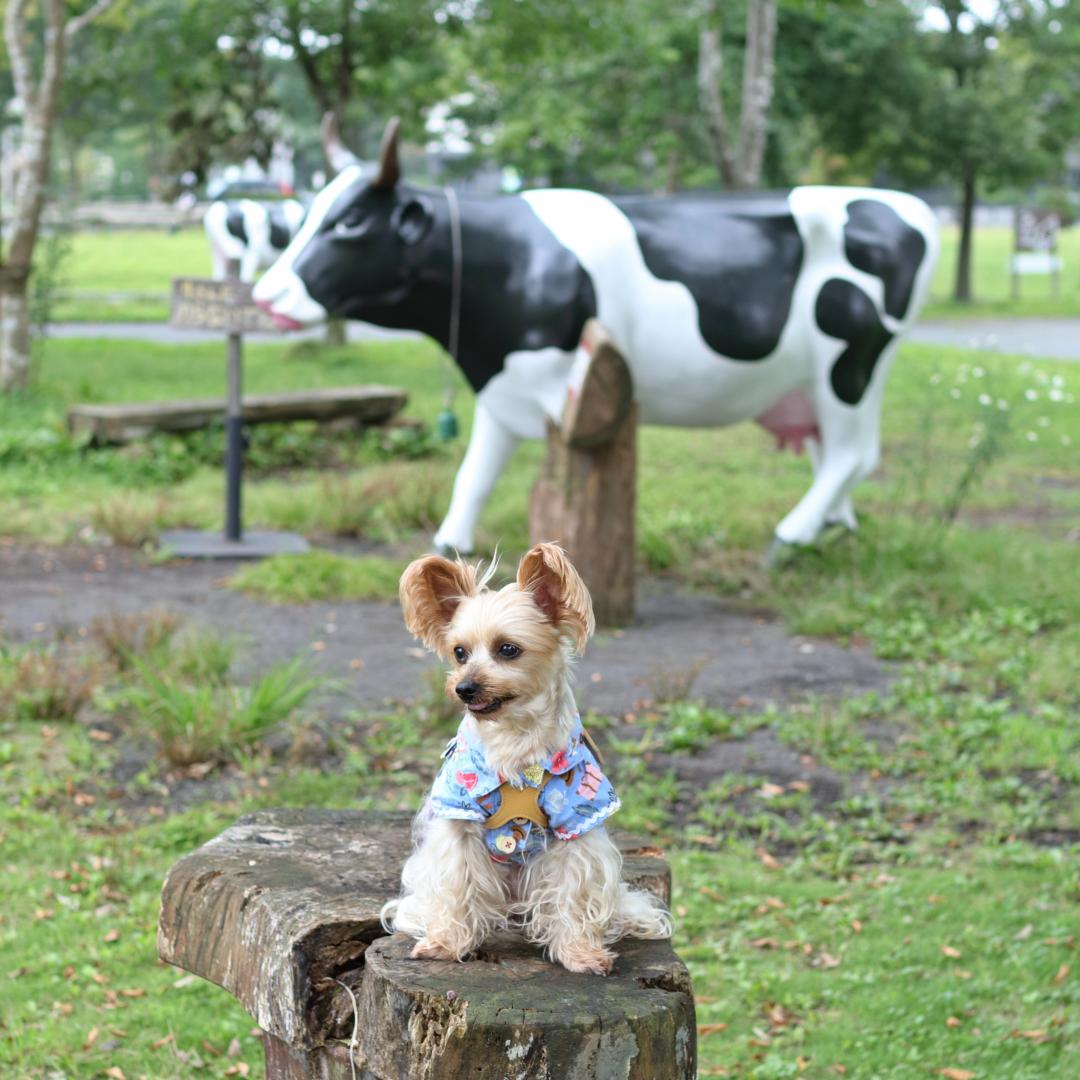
(444, 186), (463, 411)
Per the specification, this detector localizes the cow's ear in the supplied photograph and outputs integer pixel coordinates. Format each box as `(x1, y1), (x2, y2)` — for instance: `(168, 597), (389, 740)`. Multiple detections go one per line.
(393, 197), (433, 245)
(372, 117), (401, 190)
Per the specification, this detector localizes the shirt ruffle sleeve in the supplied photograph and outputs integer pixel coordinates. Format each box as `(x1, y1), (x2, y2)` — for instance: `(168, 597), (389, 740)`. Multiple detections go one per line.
(544, 749), (621, 841)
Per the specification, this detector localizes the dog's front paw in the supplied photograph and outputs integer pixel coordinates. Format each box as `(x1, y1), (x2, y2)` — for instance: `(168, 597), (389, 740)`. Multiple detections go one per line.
(555, 945), (616, 976)
(411, 937), (458, 961)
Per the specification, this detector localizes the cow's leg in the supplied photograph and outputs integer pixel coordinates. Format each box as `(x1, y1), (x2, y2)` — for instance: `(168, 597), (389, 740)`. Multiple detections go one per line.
(239, 247), (261, 283)
(433, 403), (520, 555)
(806, 437), (858, 531)
(210, 247), (228, 281)
(773, 389), (882, 549)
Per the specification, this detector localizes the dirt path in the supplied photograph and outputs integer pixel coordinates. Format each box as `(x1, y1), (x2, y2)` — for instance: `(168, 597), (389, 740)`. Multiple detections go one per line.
(0, 543), (889, 718)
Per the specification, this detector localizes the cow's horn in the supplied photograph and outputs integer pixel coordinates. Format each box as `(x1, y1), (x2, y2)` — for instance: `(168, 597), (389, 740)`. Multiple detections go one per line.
(321, 112), (360, 176)
(372, 117), (402, 190)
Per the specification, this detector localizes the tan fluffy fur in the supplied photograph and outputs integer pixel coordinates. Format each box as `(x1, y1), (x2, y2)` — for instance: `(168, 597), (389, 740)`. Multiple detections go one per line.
(384, 543), (672, 974)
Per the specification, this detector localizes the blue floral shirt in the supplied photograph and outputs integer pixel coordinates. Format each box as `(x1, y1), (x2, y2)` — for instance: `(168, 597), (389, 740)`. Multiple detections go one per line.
(427, 716), (620, 864)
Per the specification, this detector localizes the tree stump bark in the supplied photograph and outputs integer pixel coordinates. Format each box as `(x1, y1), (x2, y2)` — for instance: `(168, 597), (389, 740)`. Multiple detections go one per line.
(529, 320), (637, 627)
(158, 808), (695, 1080)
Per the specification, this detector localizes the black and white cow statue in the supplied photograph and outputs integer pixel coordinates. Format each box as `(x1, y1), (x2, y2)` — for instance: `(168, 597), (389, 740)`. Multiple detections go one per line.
(204, 198), (307, 282)
(254, 117), (939, 554)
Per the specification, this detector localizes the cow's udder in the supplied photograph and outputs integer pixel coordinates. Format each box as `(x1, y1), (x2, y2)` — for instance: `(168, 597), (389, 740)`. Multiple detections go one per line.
(754, 391), (819, 453)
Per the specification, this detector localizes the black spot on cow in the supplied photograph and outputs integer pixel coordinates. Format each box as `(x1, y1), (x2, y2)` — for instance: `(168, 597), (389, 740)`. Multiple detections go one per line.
(267, 204), (293, 250)
(225, 204), (247, 245)
(293, 182), (596, 393)
(843, 200), (926, 320)
(816, 278), (894, 405)
(617, 195), (804, 360)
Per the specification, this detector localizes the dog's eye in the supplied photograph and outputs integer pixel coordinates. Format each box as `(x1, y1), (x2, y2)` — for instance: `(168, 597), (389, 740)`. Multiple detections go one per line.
(498, 643), (521, 659)
(453, 646), (467, 663)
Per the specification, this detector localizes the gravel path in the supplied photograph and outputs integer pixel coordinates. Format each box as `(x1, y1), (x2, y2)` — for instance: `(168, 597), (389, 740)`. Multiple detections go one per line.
(0, 544), (890, 718)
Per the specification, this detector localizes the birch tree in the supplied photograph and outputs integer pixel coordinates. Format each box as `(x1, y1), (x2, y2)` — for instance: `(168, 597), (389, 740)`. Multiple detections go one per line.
(2, 0), (114, 391)
(698, 0), (777, 190)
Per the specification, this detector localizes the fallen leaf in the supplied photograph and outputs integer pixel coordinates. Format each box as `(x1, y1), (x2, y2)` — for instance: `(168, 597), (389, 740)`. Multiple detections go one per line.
(1011, 1029), (1050, 1043)
(172, 974), (196, 988)
(88, 729), (113, 742)
(226, 1037), (242, 1057)
(104, 1068), (126, 1080)
(697, 1022), (728, 1036)
(759, 782), (785, 799)
(1014, 924), (1034, 941)
(832, 1068), (847, 1076)
(224, 1066), (250, 1078)
(927, 894), (946, 904)
(83, 1025), (99, 1051)
(814, 950), (841, 969)
(1052, 963), (1069, 985)
(104, 929), (120, 943)
(946, 1016), (962, 1028)
(756, 847), (781, 870)
(34, 908), (54, 921)
(954, 969), (973, 980)
(119, 988), (145, 998)
(788, 780), (810, 792)
(751, 937), (781, 950)
(941, 945), (962, 959)
(850, 919), (863, 934)
(937, 1070), (975, 1080)
(150, 1033), (175, 1050)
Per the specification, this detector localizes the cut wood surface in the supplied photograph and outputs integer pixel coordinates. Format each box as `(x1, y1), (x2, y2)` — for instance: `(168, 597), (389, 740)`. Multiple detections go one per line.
(531, 319), (637, 626)
(67, 385), (408, 444)
(561, 319), (634, 451)
(158, 808), (694, 1079)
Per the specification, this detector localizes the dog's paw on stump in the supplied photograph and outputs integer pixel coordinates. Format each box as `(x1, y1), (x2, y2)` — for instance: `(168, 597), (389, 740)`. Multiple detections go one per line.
(158, 808), (696, 1079)
(363, 931), (694, 1079)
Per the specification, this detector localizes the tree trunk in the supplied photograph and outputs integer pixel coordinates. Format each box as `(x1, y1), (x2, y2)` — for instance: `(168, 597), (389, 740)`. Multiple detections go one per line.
(954, 166), (977, 304)
(698, 0), (777, 191)
(0, 270), (33, 390)
(1, 0), (114, 391)
(737, 0), (777, 189)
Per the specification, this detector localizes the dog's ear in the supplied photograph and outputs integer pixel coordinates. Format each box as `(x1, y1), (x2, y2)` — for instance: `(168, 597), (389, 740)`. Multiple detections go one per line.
(399, 555), (478, 652)
(516, 543), (594, 652)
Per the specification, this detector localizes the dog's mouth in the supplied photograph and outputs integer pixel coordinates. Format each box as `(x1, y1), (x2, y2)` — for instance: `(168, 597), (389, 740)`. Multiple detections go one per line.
(466, 696), (515, 718)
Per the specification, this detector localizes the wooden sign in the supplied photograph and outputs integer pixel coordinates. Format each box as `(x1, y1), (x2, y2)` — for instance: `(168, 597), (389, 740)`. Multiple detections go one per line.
(170, 277), (279, 333)
(1011, 209), (1062, 296)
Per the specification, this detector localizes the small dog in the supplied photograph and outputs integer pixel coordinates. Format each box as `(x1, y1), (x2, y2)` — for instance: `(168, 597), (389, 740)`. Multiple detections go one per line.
(382, 542), (672, 974)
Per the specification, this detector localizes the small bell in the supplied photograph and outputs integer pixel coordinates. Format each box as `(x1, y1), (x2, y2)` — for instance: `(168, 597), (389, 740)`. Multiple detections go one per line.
(436, 408), (459, 442)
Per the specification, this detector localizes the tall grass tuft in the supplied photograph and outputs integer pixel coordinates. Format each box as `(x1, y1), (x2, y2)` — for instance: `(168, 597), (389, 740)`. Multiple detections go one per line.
(0, 644), (101, 723)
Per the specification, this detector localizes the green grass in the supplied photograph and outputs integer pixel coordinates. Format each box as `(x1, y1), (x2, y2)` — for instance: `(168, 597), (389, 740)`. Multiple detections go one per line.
(926, 224), (1080, 318)
(230, 551), (407, 603)
(1, 330), (1078, 1076)
(50, 227), (208, 323)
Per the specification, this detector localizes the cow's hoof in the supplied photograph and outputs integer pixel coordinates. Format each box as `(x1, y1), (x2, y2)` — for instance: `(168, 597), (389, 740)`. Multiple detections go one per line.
(765, 536), (799, 569)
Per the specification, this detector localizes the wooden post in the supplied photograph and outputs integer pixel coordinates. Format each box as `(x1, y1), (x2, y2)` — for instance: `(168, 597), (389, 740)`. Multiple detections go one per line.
(158, 809), (696, 1080)
(530, 320), (637, 626)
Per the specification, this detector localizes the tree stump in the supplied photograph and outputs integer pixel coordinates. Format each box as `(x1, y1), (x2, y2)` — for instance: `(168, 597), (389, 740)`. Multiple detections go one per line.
(529, 320), (637, 627)
(158, 808), (695, 1080)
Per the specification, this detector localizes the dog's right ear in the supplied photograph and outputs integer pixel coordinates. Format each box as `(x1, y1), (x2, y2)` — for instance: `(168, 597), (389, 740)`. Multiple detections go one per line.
(399, 555), (478, 652)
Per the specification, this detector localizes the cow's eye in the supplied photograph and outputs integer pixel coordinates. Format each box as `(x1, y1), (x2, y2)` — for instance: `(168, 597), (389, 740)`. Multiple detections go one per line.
(333, 210), (367, 236)
(498, 643), (521, 659)
(453, 646), (467, 663)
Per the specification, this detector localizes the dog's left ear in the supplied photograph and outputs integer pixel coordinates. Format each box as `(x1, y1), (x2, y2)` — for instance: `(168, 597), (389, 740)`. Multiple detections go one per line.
(517, 543), (595, 652)
(400, 555), (479, 653)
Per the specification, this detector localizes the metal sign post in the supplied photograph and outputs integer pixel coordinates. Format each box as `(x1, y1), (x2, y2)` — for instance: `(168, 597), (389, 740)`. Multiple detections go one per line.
(160, 261), (309, 559)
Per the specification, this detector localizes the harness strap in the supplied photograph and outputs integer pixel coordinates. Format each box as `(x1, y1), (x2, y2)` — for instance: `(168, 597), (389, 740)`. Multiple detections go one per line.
(484, 770), (552, 831)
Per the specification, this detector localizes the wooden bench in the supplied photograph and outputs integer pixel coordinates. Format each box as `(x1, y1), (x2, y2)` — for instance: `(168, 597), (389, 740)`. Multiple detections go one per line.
(158, 808), (696, 1079)
(67, 385), (408, 445)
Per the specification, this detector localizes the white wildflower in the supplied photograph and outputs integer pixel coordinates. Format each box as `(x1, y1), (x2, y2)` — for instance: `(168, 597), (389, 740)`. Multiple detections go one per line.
(1037, 416), (1050, 428)
(1025, 389), (1038, 401)
(997, 399), (1009, 411)
(929, 373), (942, 385)
(950, 388), (961, 400)
(1062, 435), (1073, 447)
(1052, 375), (1065, 388)
(1025, 431), (1038, 442)
(1049, 389), (1064, 402)
(973, 366), (985, 378)
(978, 393), (992, 406)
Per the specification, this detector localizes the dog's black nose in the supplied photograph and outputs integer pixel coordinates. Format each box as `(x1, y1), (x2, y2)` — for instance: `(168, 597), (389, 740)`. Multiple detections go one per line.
(455, 679), (480, 703)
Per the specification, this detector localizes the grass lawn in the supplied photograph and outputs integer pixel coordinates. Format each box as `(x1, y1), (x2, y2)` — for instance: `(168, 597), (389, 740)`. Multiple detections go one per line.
(42, 220), (1080, 323)
(927, 225), (1080, 319)
(1, 333), (1078, 1077)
